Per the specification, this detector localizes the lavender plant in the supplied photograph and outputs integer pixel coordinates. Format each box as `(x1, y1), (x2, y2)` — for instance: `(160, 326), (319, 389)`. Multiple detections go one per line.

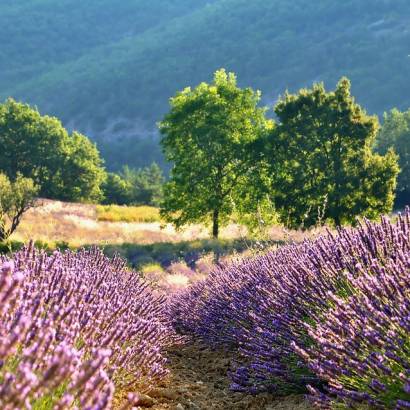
(0, 243), (177, 409)
(169, 212), (410, 400)
(295, 235), (410, 409)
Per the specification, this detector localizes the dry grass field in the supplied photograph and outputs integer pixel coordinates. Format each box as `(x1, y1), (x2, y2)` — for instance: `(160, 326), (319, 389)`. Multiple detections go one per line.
(12, 199), (247, 247)
(13, 199), (325, 248)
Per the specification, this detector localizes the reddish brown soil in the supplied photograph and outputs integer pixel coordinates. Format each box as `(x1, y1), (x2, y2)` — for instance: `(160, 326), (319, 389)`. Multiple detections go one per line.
(137, 344), (313, 410)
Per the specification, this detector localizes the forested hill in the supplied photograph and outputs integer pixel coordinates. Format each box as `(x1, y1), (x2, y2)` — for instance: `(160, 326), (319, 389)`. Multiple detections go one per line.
(1, 0), (410, 140)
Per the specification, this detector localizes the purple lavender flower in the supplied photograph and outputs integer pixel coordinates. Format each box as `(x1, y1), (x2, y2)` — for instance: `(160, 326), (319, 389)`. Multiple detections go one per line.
(0, 245), (178, 408)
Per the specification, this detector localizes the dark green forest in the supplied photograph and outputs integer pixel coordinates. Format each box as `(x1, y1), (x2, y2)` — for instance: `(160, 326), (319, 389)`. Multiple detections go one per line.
(1, 0), (410, 170)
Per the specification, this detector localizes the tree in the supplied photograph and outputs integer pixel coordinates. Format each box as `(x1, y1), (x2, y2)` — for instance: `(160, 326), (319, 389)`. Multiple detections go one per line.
(0, 173), (38, 241)
(57, 132), (106, 203)
(376, 108), (410, 207)
(0, 99), (106, 203)
(159, 69), (271, 238)
(102, 163), (164, 206)
(129, 163), (164, 206)
(270, 78), (399, 228)
(102, 173), (132, 205)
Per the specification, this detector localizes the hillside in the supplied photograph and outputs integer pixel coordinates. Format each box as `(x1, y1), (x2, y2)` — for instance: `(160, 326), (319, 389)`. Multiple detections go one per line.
(1, 0), (410, 168)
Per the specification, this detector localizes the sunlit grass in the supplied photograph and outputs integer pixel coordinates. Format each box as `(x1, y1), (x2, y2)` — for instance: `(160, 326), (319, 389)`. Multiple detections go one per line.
(96, 205), (161, 223)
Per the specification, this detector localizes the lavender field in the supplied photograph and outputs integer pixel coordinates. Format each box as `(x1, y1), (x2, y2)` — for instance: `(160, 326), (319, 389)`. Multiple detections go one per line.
(170, 211), (410, 409)
(2, 1), (410, 408)
(1, 211), (410, 409)
(0, 244), (178, 409)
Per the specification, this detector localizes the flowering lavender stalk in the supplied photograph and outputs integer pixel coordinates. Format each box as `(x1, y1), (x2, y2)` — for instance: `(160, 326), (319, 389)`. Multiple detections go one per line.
(295, 230), (410, 409)
(0, 243), (178, 409)
(169, 211), (410, 398)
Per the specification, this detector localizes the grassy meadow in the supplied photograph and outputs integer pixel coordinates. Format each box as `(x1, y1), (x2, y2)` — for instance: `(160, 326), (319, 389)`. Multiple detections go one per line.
(2, 198), (327, 295)
(7, 198), (325, 261)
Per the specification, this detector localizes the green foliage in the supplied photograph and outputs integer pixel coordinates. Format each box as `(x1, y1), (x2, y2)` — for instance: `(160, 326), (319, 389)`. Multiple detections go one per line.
(0, 99), (106, 202)
(122, 163), (164, 206)
(270, 78), (399, 228)
(376, 108), (410, 207)
(102, 163), (164, 206)
(57, 132), (106, 203)
(0, 173), (38, 241)
(0, 0), (409, 149)
(102, 173), (131, 205)
(160, 69), (272, 238)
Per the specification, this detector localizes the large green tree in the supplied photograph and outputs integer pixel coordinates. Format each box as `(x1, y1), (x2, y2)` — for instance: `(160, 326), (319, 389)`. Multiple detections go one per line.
(159, 69), (271, 238)
(270, 78), (399, 228)
(0, 99), (106, 202)
(376, 108), (410, 207)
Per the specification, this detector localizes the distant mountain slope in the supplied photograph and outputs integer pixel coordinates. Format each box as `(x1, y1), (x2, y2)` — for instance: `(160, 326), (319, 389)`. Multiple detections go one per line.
(1, 0), (410, 141)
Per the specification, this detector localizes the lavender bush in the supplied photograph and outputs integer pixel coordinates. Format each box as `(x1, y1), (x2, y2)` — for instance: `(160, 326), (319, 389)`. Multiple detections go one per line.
(169, 212), (410, 400)
(0, 243), (177, 409)
(295, 236), (410, 409)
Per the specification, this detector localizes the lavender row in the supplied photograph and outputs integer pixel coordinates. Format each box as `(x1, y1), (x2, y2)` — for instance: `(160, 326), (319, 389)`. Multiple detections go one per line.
(169, 212), (410, 407)
(0, 244), (178, 409)
(296, 238), (410, 408)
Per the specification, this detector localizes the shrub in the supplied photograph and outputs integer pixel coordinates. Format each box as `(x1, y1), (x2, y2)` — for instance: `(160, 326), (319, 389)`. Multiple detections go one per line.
(295, 235), (410, 409)
(102, 163), (164, 207)
(0, 244), (177, 408)
(169, 212), (410, 397)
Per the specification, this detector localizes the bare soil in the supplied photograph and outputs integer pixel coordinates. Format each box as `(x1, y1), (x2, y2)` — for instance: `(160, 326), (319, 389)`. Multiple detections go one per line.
(137, 343), (313, 410)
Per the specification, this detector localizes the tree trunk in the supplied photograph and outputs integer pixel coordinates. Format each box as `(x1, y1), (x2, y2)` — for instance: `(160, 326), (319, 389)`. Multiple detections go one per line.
(0, 224), (7, 242)
(212, 209), (219, 239)
(334, 214), (341, 227)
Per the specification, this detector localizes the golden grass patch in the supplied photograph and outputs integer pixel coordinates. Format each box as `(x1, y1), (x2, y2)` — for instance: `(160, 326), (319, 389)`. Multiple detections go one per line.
(96, 205), (161, 223)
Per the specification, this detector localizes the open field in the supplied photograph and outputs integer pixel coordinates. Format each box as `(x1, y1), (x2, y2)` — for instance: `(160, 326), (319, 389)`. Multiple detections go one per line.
(2, 211), (409, 409)
(12, 199), (326, 248)
(12, 199), (247, 247)
(2, 199), (330, 295)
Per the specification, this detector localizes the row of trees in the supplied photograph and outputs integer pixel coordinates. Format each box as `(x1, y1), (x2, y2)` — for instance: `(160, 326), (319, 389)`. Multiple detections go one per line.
(0, 71), (407, 240)
(0, 99), (165, 240)
(0, 98), (164, 206)
(160, 69), (399, 237)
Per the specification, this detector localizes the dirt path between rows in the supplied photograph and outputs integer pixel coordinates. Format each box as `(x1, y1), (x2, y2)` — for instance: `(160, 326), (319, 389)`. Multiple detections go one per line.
(138, 343), (313, 410)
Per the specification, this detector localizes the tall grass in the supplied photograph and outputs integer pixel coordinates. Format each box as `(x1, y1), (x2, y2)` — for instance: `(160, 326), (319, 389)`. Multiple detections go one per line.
(96, 205), (161, 223)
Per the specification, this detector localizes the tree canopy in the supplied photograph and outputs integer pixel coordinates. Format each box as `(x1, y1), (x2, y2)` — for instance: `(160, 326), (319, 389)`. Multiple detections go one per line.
(160, 69), (272, 237)
(0, 99), (106, 203)
(376, 108), (410, 208)
(102, 163), (164, 206)
(269, 78), (399, 228)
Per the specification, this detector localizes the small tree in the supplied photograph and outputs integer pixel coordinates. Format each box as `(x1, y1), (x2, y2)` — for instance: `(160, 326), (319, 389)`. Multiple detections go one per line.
(0, 173), (38, 241)
(270, 78), (399, 228)
(159, 69), (271, 238)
